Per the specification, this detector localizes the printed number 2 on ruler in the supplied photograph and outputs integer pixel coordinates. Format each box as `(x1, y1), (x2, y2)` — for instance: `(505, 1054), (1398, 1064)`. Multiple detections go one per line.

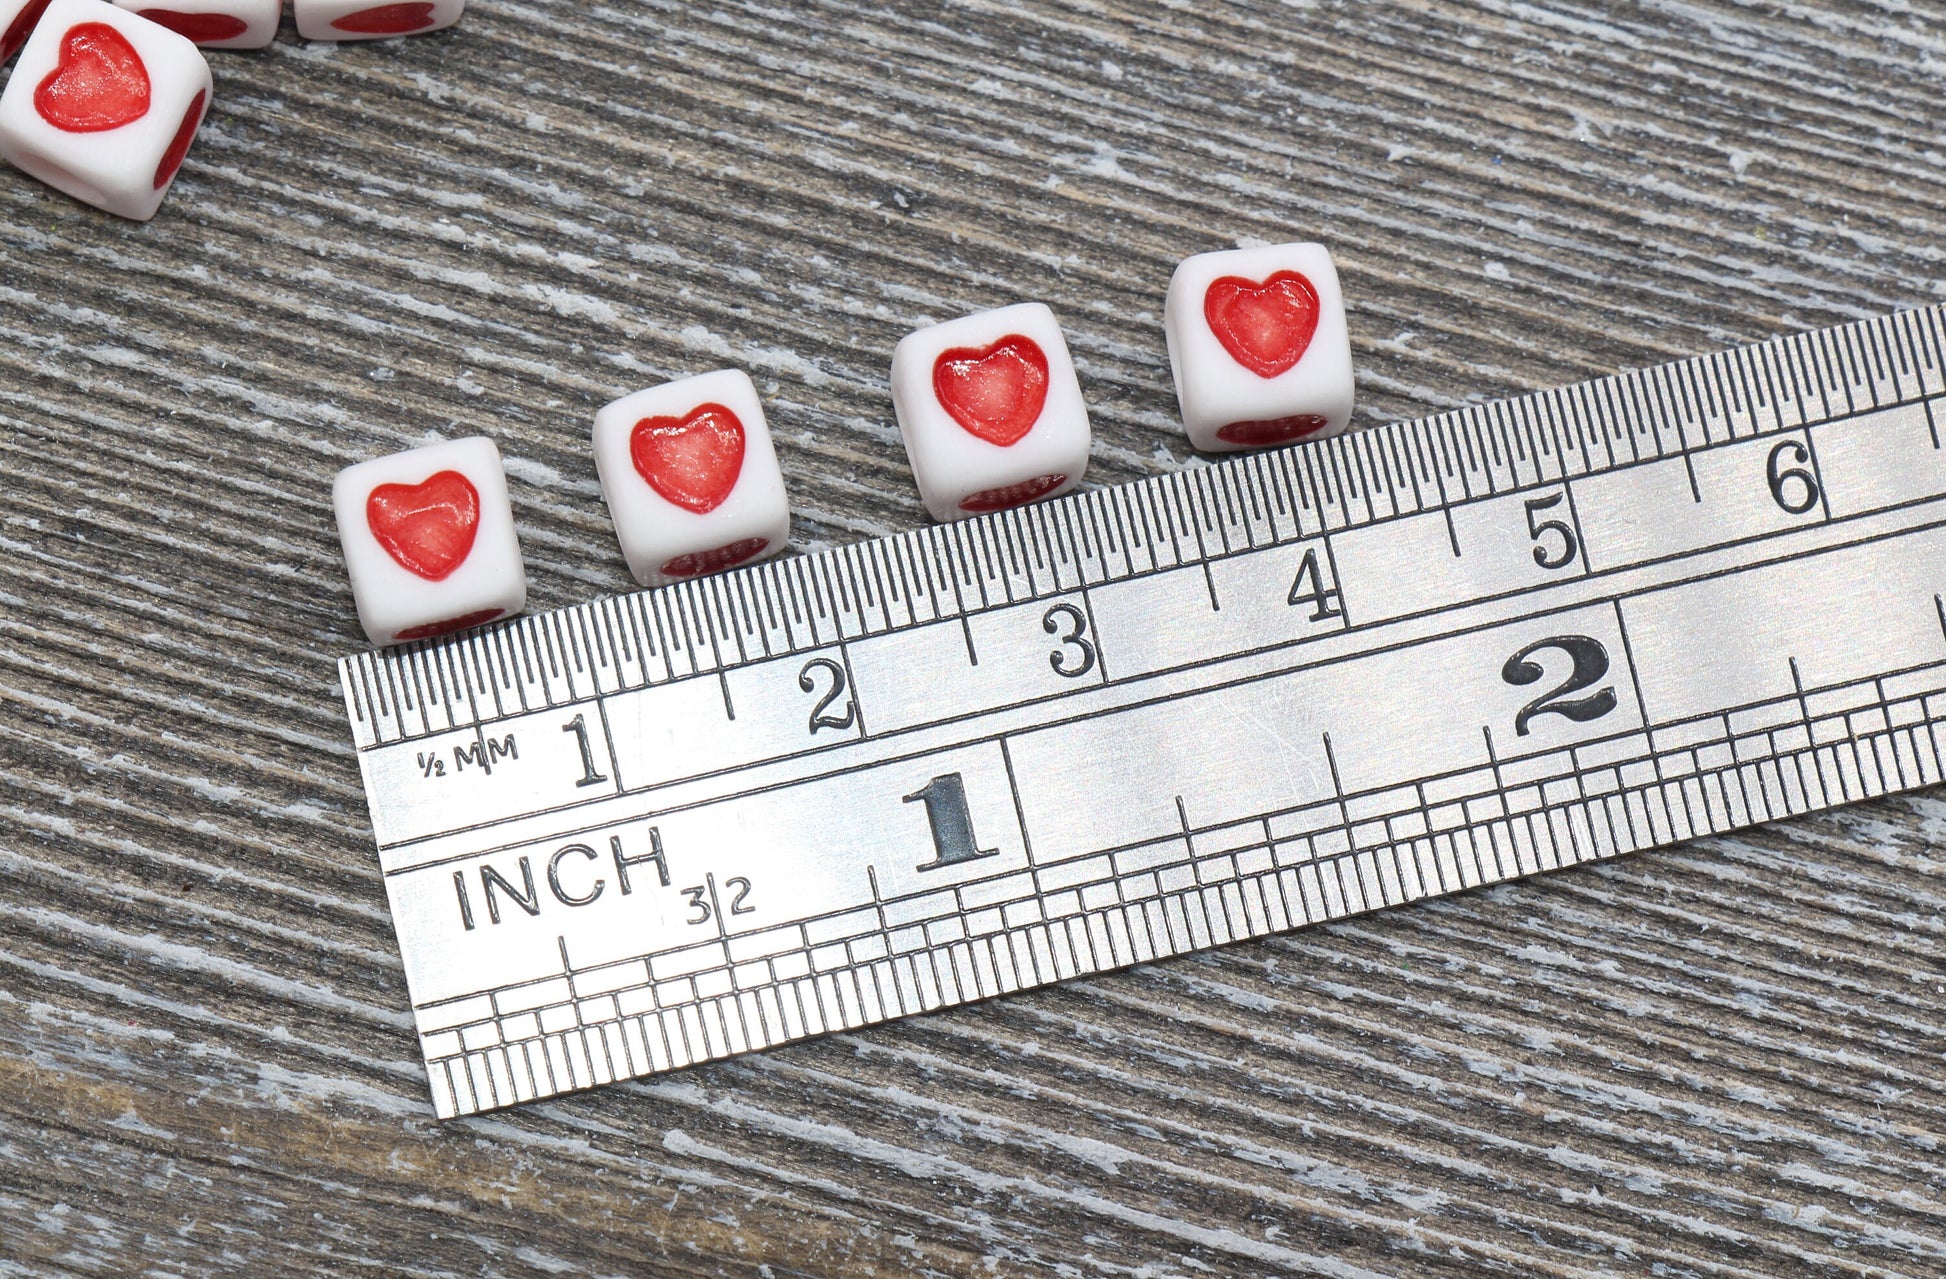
(343, 307), (1946, 1119)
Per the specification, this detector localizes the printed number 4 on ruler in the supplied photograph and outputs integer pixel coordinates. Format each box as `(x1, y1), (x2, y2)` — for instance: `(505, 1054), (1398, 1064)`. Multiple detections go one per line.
(342, 307), (1946, 1119)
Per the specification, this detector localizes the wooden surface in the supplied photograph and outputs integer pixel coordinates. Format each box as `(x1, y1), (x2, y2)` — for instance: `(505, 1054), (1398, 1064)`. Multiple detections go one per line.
(3, 1), (1943, 1274)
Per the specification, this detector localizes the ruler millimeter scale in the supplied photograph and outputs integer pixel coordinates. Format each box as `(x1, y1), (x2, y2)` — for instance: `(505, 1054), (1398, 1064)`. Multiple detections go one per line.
(344, 307), (1946, 1119)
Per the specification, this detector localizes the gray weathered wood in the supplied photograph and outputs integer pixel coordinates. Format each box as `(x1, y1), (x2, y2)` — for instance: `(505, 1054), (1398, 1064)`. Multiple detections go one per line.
(2, 1), (1943, 1274)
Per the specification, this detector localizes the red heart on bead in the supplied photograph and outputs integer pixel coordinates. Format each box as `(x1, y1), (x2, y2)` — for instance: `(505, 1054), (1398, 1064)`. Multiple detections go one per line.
(152, 88), (205, 190)
(366, 470), (480, 581)
(631, 403), (746, 515)
(1203, 271), (1320, 379)
(1, 0), (53, 63)
(394, 607), (504, 642)
(134, 9), (247, 42)
(660, 537), (770, 579)
(1216, 415), (1330, 447)
(331, 2), (436, 34)
(35, 23), (150, 134)
(932, 335), (1048, 447)
(958, 473), (1067, 514)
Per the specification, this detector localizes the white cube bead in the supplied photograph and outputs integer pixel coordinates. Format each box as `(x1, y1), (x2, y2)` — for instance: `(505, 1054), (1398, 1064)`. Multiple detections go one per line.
(1164, 242), (1356, 452)
(114, 0), (279, 49)
(2, 0), (53, 63)
(592, 369), (792, 588)
(292, 0), (462, 41)
(0, 0), (209, 221)
(891, 302), (1091, 522)
(333, 437), (528, 648)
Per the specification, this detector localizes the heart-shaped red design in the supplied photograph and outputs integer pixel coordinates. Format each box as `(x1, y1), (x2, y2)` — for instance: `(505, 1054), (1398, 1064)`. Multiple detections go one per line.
(958, 473), (1067, 513)
(394, 607), (504, 642)
(1204, 271), (1320, 379)
(366, 470), (480, 581)
(135, 10), (249, 42)
(152, 88), (204, 190)
(35, 23), (150, 134)
(2, 0), (53, 62)
(932, 335), (1049, 446)
(630, 403), (745, 515)
(661, 537), (769, 579)
(332, 2), (436, 34)
(1215, 414), (1330, 447)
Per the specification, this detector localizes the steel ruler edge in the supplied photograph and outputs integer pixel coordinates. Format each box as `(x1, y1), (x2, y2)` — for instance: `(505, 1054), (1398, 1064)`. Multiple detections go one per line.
(341, 305), (1946, 1119)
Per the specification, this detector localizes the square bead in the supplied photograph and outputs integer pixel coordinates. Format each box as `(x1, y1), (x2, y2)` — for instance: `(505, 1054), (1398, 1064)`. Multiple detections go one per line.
(891, 302), (1091, 521)
(114, 0), (279, 49)
(292, 0), (463, 41)
(0, 0), (210, 221)
(592, 369), (792, 588)
(1164, 242), (1356, 452)
(2, 0), (54, 63)
(333, 437), (528, 648)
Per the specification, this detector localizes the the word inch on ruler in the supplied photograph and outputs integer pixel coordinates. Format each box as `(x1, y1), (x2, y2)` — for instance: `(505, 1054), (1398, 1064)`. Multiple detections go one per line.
(343, 307), (1946, 1119)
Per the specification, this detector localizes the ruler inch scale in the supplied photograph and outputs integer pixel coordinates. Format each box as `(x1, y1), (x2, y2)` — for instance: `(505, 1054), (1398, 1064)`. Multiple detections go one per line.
(344, 307), (1946, 1119)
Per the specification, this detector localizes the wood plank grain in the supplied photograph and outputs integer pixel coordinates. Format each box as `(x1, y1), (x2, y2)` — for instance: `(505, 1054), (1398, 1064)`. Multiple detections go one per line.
(2, 0), (1943, 1274)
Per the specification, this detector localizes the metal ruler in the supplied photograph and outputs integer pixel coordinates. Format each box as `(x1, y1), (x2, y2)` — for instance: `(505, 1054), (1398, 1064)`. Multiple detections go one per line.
(343, 307), (1946, 1120)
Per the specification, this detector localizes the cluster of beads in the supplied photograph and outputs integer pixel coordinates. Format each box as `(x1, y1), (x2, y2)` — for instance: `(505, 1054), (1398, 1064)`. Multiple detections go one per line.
(0, 0), (459, 220)
(333, 240), (1358, 647)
